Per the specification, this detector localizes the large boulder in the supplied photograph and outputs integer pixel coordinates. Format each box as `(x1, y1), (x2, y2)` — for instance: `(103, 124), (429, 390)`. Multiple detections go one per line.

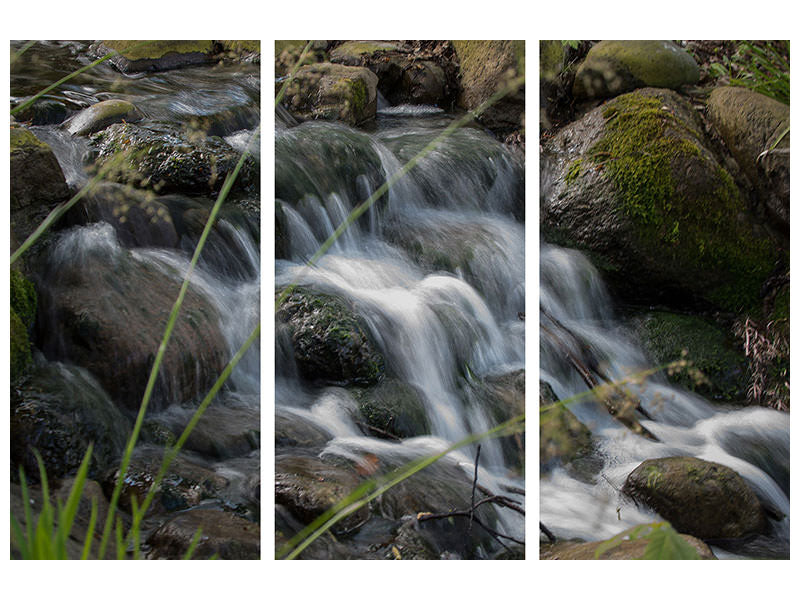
(541, 88), (778, 312)
(10, 126), (69, 211)
(280, 63), (378, 126)
(622, 456), (767, 539)
(573, 40), (700, 99)
(11, 362), (131, 481)
(63, 99), (143, 136)
(90, 123), (258, 197)
(276, 287), (385, 387)
(37, 224), (227, 411)
(707, 86), (789, 232)
(451, 40), (525, 135)
(353, 378), (430, 439)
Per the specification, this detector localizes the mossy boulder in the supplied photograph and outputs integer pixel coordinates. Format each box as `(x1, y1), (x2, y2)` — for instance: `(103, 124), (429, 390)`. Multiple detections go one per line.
(280, 63), (378, 126)
(11, 362), (130, 481)
(147, 509), (260, 559)
(452, 40), (525, 135)
(541, 88), (778, 312)
(622, 456), (767, 539)
(354, 378), (430, 439)
(276, 287), (385, 386)
(573, 40), (700, 99)
(90, 123), (258, 197)
(10, 126), (69, 211)
(539, 381), (594, 471)
(10, 309), (33, 381)
(10, 269), (37, 381)
(540, 533), (715, 559)
(630, 311), (748, 404)
(707, 86), (789, 231)
(63, 99), (144, 136)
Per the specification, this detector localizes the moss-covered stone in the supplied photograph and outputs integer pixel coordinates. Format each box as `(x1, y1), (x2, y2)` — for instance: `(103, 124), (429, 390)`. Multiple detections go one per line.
(573, 40), (699, 99)
(622, 456), (767, 540)
(631, 311), (748, 404)
(542, 88), (778, 312)
(276, 287), (385, 386)
(452, 40), (525, 134)
(280, 63), (378, 126)
(354, 378), (430, 439)
(10, 126), (69, 211)
(10, 269), (36, 330)
(10, 308), (32, 381)
(541, 533), (716, 559)
(63, 99), (144, 136)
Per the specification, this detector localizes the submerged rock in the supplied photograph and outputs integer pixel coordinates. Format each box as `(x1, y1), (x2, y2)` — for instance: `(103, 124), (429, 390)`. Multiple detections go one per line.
(276, 287), (385, 387)
(573, 40), (700, 99)
(622, 456), (767, 540)
(541, 88), (778, 312)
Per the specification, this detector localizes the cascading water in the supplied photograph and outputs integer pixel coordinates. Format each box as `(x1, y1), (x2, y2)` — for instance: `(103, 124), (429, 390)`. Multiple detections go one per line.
(539, 243), (789, 559)
(276, 110), (525, 558)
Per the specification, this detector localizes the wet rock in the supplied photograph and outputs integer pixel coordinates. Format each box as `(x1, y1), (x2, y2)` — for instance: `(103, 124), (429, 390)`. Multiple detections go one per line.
(630, 310), (748, 404)
(281, 63), (379, 126)
(148, 403), (260, 459)
(10, 126), (69, 211)
(573, 40), (700, 99)
(354, 378), (430, 439)
(275, 454), (370, 535)
(38, 226), (227, 411)
(468, 370), (525, 470)
(10, 308), (33, 381)
(275, 407), (332, 449)
(12, 97), (72, 125)
(146, 509), (259, 559)
(63, 99), (144, 136)
(541, 533), (716, 559)
(103, 445), (229, 516)
(64, 182), (180, 248)
(275, 503), (356, 559)
(707, 86), (789, 232)
(622, 456), (767, 539)
(11, 362), (130, 481)
(90, 122), (258, 197)
(539, 381), (593, 471)
(541, 88), (778, 312)
(276, 287), (385, 387)
(452, 40), (525, 135)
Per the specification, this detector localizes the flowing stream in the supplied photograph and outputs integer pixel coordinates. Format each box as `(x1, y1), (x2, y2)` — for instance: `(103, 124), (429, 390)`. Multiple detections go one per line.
(539, 243), (789, 559)
(276, 108), (525, 556)
(11, 41), (260, 540)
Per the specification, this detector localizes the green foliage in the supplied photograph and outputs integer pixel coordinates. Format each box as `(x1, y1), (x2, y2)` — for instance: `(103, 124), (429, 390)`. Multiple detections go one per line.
(561, 41), (580, 50)
(594, 522), (701, 560)
(709, 41), (789, 105)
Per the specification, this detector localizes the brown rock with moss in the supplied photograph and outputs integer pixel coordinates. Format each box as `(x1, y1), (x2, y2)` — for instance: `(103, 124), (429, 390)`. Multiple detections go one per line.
(147, 509), (260, 559)
(92, 41), (260, 73)
(707, 86), (789, 232)
(10, 126), (69, 211)
(452, 40), (525, 135)
(541, 534), (715, 559)
(280, 63), (378, 126)
(541, 87), (778, 312)
(622, 456), (767, 539)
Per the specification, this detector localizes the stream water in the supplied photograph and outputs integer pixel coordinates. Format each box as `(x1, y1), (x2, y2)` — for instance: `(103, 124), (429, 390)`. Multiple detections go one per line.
(11, 41), (260, 543)
(539, 243), (790, 559)
(276, 108), (525, 556)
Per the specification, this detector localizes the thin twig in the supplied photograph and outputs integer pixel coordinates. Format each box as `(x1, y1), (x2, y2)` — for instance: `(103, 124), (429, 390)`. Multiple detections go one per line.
(469, 444), (481, 533)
